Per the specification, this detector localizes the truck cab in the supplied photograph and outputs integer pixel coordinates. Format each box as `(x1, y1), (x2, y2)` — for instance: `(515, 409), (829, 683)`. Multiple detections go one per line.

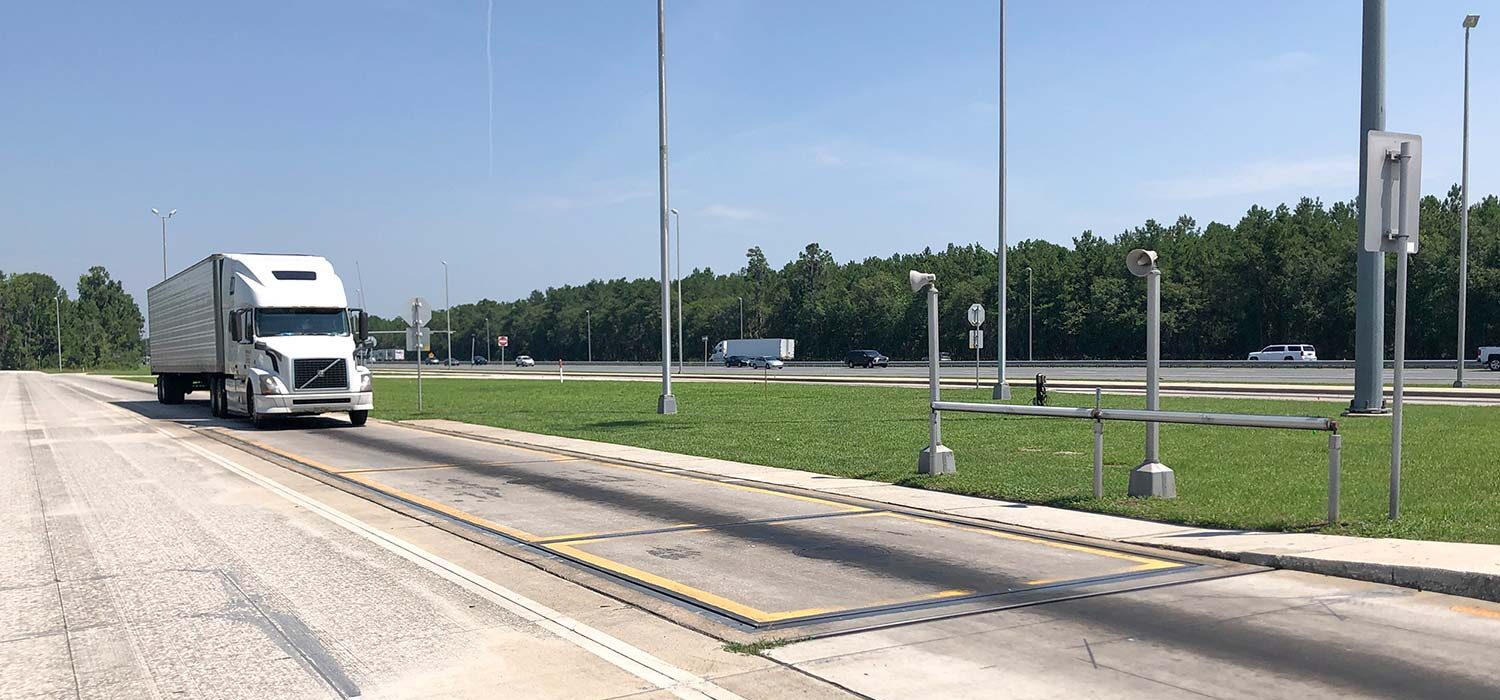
(150, 254), (374, 427)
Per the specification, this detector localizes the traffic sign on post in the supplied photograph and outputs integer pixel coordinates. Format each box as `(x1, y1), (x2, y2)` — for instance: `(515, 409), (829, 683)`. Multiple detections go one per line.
(407, 297), (432, 327)
(967, 303), (986, 328)
(404, 326), (428, 352)
(1362, 131), (1423, 254)
(497, 336), (509, 348)
(968, 330), (984, 349)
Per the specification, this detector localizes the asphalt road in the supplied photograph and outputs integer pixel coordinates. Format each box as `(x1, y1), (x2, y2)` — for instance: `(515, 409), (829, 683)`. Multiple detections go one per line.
(412, 361), (1500, 386)
(9, 370), (1500, 698)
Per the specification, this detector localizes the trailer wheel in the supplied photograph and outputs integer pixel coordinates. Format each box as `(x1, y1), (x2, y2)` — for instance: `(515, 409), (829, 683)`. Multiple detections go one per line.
(158, 376), (185, 405)
(348, 410), (368, 427)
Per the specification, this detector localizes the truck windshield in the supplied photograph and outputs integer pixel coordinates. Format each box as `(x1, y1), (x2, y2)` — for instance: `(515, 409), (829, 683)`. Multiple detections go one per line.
(255, 308), (349, 337)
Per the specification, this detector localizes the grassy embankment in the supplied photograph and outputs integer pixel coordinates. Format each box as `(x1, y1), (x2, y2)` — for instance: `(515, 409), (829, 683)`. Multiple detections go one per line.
(368, 376), (1500, 545)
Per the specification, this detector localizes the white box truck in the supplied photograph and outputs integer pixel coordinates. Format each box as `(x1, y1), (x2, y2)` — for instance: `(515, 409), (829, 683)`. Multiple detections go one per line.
(148, 253), (374, 427)
(710, 338), (795, 364)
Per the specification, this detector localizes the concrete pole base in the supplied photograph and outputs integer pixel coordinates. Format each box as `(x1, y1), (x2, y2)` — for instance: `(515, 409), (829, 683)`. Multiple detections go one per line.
(657, 394), (678, 415)
(918, 445), (956, 475)
(1453, 380), (1468, 388)
(991, 383), (1012, 400)
(1127, 462), (1176, 498)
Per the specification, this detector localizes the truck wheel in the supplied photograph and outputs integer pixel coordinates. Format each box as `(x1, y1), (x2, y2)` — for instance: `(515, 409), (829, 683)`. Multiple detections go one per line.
(247, 383), (270, 429)
(157, 378), (167, 404)
(209, 378), (225, 418)
(159, 376), (185, 405)
(348, 410), (368, 427)
(1489, 357), (1500, 371)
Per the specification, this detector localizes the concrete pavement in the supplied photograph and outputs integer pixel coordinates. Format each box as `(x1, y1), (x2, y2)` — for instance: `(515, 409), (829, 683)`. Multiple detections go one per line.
(1, 371), (844, 699)
(14, 371), (1500, 698)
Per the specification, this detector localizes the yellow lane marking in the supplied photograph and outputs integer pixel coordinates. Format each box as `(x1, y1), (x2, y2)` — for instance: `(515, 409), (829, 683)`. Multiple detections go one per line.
(215, 431), (351, 474)
(544, 540), (972, 623)
(1452, 604), (1500, 620)
(533, 524), (702, 545)
(882, 512), (1183, 575)
(338, 457), (572, 475)
(340, 472), (543, 543)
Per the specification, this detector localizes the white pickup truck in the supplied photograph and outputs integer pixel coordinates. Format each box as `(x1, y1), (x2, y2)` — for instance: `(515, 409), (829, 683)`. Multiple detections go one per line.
(148, 253), (374, 427)
(1479, 346), (1500, 371)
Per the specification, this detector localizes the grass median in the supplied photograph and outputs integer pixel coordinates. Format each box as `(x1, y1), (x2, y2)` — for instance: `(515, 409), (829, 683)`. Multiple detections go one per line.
(362, 376), (1492, 544)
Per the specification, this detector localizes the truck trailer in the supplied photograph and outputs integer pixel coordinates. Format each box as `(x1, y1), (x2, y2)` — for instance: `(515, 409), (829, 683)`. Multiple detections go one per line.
(709, 338), (796, 364)
(147, 253), (374, 427)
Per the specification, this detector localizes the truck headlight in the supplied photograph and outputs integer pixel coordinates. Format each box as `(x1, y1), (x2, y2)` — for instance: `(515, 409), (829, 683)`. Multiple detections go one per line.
(258, 374), (289, 395)
(357, 369), (372, 392)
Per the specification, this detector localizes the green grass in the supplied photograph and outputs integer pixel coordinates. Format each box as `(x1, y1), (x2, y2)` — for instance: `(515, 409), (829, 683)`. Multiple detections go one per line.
(722, 638), (796, 656)
(362, 376), (1496, 544)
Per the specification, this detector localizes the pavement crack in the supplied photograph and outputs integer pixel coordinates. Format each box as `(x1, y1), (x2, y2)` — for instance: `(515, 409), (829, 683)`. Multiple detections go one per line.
(1083, 637), (1098, 669)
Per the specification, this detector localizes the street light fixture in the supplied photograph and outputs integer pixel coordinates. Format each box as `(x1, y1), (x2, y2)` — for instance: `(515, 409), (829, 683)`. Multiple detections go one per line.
(1456, 13), (1480, 387)
(151, 208), (178, 280)
(737, 296), (744, 339)
(670, 207), (683, 373)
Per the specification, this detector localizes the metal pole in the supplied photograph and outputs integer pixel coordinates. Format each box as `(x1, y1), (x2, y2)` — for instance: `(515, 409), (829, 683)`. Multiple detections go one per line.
(486, 319), (491, 362)
(1144, 269), (1161, 463)
(1027, 266), (1033, 361)
(919, 282), (954, 474)
(674, 210), (684, 373)
(1455, 21), (1474, 388)
(1391, 247), (1408, 519)
(161, 216), (168, 280)
(655, 0), (676, 414)
(738, 297), (744, 338)
(587, 310), (592, 363)
(993, 0), (1010, 400)
(1352, 0), (1387, 413)
(1329, 433), (1342, 523)
(414, 300), (424, 412)
(55, 293), (62, 370)
(442, 261), (452, 363)
(1093, 387), (1103, 498)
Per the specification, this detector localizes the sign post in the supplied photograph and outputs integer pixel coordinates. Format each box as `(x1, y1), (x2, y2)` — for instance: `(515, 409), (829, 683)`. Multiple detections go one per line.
(1363, 130), (1422, 520)
(407, 297), (430, 411)
(967, 303), (986, 390)
(497, 335), (508, 365)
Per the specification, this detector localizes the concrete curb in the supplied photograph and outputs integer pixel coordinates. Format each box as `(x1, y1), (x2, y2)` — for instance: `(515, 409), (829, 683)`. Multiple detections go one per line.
(396, 418), (1500, 604)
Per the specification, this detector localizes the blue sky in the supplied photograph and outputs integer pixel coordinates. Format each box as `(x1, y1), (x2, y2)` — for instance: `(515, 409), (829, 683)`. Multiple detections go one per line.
(2, 1), (1494, 318)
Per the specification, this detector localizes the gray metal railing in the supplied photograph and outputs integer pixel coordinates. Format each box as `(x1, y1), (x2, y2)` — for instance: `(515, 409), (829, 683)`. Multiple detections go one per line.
(933, 399), (1344, 522)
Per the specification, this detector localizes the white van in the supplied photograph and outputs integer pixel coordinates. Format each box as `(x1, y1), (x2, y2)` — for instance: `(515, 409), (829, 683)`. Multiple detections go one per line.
(1247, 344), (1317, 362)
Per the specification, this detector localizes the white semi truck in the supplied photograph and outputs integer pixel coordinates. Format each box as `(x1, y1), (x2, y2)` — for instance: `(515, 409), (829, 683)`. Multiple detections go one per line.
(148, 253), (374, 427)
(709, 338), (796, 364)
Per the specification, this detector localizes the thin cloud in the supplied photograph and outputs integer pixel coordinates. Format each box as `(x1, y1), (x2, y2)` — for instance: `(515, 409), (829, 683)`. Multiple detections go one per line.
(529, 188), (654, 210)
(700, 204), (775, 221)
(813, 146), (843, 166)
(1257, 50), (1318, 73)
(1146, 158), (1350, 200)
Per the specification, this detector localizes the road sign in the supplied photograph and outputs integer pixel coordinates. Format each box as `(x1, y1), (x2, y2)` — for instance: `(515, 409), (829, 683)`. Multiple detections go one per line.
(1362, 131), (1423, 254)
(967, 304), (985, 328)
(405, 326), (429, 352)
(407, 297), (432, 327)
(968, 330), (984, 349)
(497, 335), (509, 348)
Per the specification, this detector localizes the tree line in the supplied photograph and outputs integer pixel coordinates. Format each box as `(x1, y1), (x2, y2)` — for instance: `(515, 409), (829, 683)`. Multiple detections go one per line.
(376, 187), (1500, 362)
(0, 267), (146, 370)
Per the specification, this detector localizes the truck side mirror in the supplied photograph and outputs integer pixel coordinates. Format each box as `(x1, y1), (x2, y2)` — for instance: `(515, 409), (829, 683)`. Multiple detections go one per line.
(356, 310), (369, 341)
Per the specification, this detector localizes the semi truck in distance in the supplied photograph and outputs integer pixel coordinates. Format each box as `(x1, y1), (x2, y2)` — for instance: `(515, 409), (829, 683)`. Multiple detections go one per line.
(147, 253), (374, 427)
(710, 338), (796, 364)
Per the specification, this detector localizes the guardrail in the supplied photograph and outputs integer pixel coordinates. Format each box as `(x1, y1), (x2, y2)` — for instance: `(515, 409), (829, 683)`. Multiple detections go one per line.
(932, 398), (1343, 522)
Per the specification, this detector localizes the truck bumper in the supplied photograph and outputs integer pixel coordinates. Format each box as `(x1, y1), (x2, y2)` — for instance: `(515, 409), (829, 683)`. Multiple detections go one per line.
(257, 391), (374, 416)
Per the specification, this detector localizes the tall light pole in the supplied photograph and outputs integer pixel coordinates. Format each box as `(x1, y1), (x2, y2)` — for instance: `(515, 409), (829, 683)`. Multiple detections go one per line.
(151, 208), (177, 280)
(992, 0), (1011, 400)
(442, 261), (452, 363)
(1456, 14), (1480, 388)
(671, 207), (684, 372)
(55, 292), (63, 370)
(737, 296), (744, 338)
(486, 318), (492, 362)
(655, 0), (676, 414)
(586, 310), (593, 362)
(1026, 266), (1033, 361)
(1352, 0), (1387, 413)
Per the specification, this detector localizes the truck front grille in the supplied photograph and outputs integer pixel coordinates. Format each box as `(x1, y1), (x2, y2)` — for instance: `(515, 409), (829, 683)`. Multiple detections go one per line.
(293, 358), (348, 391)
